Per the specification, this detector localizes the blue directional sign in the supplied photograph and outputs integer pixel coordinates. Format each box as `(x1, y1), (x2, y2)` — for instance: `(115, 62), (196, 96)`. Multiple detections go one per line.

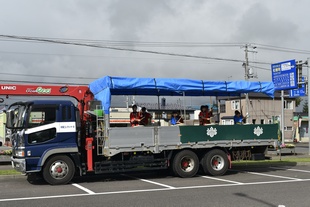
(289, 77), (306, 97)
(271, 59), (297, 90)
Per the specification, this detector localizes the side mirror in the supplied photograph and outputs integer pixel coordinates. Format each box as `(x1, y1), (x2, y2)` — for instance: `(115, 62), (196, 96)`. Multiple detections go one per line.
(6, 110), (15, 129)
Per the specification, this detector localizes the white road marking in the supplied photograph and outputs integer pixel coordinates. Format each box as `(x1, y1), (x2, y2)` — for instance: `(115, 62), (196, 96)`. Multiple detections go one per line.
(270, 167), (310, 173)
(1, 178), (310, 202)
(246, 171), (302, 180)
(72, 183), (95, 194)
(138, 178), (176, 189)
(201, 176), (243, 184)
(121, 174), (176, 189)
(177, 178), (310, 190)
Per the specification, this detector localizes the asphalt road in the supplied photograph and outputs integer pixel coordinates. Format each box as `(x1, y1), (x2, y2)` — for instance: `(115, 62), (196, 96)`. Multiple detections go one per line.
(1, 165), (310, 207)
(1, 142), (310, 207)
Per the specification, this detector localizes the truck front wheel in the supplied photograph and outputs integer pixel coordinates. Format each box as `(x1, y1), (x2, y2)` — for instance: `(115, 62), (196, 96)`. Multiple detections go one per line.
(172, 150), (199, 178)
(42, 155), (75, 185)
(201, 149), (228, 176)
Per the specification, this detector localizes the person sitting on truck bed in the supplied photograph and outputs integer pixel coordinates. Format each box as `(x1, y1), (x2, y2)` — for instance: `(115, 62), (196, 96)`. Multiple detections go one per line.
(170, 111), (183, 125)
(199, 105), (210, 125)
(139, 107), (152, 126)
(234, 110), (246, 124)
(130, 105), (141, 127)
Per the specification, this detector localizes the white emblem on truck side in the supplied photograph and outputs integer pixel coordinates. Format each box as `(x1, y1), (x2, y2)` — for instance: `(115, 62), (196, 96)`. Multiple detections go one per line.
(206, 127), (217, 138)
(253, 126), (263, 136)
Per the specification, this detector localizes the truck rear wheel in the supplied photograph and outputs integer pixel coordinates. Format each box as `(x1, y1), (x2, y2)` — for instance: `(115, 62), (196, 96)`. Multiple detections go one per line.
(201, 149), (228, 176)
(172, 150), (199, 178)
(42, 155), (75, 185)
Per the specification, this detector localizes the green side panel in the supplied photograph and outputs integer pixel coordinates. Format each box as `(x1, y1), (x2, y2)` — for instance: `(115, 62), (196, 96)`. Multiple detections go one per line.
(179, 124), (278, 143)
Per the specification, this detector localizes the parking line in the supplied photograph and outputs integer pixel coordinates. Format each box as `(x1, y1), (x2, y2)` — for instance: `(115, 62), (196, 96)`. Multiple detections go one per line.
(1, 179), (310, 202)
(201, 176), (243, 184)
(270, 167), (310, 173)
(246, 171), (302, 180)
(139, 178), (176, 189)
(121, 174), (176, 189)
(72, 183), (95, 194)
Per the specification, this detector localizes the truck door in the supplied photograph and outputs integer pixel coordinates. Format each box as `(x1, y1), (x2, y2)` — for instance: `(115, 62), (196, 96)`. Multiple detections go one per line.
(24, 103), (77, 171)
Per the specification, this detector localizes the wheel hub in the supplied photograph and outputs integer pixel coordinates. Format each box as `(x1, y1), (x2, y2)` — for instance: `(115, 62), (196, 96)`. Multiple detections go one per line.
(50, 161), (68, 179)
(182, 161), (189, 168)
(180, 157), (194, 172)
(212, 159), (219, 167)
(56, 166), (63, 173)
(210, 155), (224, 171)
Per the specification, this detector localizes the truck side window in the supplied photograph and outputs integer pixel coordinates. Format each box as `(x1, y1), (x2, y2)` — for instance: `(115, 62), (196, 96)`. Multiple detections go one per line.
(28, 106), (57, 128)
(62, 106), (72, 121)
(28, 128), (57, 144)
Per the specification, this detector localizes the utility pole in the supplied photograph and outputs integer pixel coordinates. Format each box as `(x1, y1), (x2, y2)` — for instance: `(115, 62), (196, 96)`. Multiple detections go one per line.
(244, 45), (250, 124)
(242, 44), (257, 124)
(244, 44), (249, 81)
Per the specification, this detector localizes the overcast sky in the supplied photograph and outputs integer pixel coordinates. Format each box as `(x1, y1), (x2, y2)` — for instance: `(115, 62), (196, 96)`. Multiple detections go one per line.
(0, 0), (309, 107)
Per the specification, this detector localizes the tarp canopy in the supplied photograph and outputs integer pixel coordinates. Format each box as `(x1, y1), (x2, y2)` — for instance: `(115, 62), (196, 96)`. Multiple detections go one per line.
(89, 76), (275, 114)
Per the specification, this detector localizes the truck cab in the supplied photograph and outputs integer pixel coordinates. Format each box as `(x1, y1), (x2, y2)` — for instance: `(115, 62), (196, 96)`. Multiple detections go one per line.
(8, 100), (80, 176)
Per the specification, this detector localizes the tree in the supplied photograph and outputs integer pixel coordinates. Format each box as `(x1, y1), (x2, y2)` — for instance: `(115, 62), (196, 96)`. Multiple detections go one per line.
(303, 100), (308, 113)
(295, 97), (303, 107)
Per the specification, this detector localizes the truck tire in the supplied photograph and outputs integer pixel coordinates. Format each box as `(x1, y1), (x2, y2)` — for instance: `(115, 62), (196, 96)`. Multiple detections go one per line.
(172, 150), (199, 178)
(42, 155), (75, 185)
(27, 172), (44, 184)
(201, 149), (228, 176)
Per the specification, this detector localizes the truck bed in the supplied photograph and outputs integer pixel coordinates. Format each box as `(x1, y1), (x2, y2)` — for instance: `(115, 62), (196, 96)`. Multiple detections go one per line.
(104, 124), (278, 156)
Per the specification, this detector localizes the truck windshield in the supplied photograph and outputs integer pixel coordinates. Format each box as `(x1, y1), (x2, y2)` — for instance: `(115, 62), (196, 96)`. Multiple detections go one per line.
(7, 104), (27, 129)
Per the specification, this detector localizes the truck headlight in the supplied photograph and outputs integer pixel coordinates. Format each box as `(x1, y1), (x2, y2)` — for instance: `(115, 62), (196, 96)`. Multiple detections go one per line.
(15, 149), (25, 157)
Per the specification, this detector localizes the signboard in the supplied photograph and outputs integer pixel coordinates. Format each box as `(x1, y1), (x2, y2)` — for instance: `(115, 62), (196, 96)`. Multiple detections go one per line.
(289, 77), (306, 97)
(271, 59), (297, 90)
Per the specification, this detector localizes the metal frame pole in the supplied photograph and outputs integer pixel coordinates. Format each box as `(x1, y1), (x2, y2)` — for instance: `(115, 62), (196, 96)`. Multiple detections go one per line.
(307, 58), (310, 155)
(281, 90), (285, 145)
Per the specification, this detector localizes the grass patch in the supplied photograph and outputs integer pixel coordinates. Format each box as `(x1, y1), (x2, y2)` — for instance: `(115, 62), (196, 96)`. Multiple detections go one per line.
(0, 169), (21, 175)
(232, 157), (310, 166)
(272, 157), (310, 162)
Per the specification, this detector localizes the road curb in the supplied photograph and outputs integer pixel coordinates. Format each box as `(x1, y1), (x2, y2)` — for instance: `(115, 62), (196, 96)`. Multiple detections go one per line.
(0, 155), (10, 163)
(0, 174), (25, 180)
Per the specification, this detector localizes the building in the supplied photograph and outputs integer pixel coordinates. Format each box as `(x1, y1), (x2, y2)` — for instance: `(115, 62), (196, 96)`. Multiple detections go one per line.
(218, 92), (295, 142)
(0, 112), (6, 145)
(293, 112), (309, 142)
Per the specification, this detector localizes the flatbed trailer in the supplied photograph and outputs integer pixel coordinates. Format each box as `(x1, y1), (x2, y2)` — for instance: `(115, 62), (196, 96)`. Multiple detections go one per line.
(94, 123), (277, 176)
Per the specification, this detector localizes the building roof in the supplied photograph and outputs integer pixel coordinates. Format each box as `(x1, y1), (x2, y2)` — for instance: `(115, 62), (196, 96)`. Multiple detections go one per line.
(216, 91), (293, 101)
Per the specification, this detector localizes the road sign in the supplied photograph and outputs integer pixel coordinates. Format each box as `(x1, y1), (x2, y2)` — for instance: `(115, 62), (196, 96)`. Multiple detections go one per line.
(289, 87), (305, 97)
(271, 59), (297, 90)
(289, 77), (306, 97)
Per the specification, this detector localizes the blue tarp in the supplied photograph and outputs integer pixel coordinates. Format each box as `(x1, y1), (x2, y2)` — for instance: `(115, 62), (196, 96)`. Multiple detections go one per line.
(89, 76), (275, 114)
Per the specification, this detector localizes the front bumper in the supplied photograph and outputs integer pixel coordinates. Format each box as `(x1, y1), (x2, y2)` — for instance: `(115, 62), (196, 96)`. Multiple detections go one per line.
(11, 157), (26, 173)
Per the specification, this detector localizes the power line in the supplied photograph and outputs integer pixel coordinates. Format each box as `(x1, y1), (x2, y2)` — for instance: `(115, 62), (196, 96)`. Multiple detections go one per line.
(254, 43), (310, 55)
(0, 79), (88, 85)
(0, 35), (266, 64)
(0, 36), (244, 47)
(0, 50), (238, 64)
(5, 35), (308, 66)
(0, 72), (97, 80)
(248, 65), (270, 71)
